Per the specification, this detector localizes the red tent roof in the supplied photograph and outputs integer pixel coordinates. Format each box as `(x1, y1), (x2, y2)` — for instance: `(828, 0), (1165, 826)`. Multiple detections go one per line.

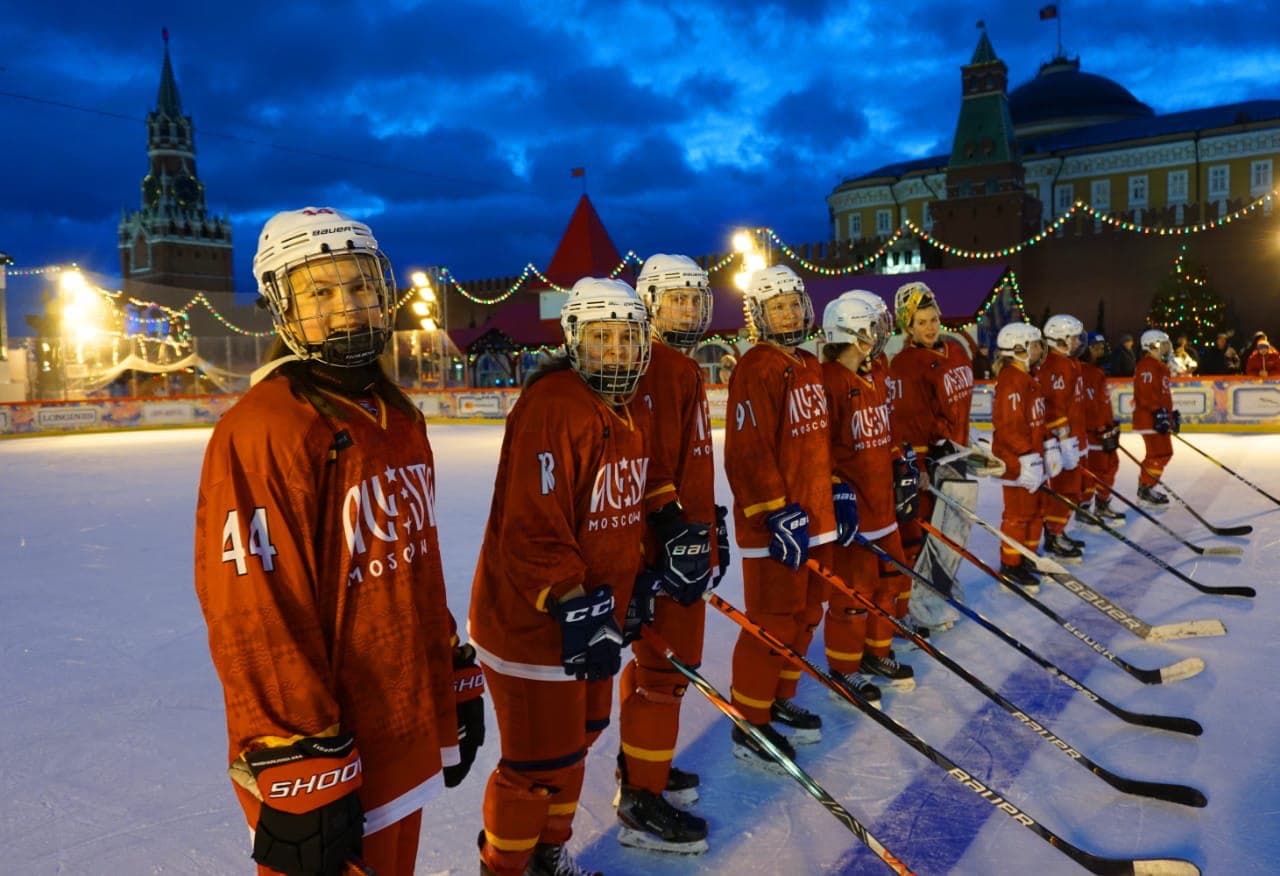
(542, 195), (623, 289)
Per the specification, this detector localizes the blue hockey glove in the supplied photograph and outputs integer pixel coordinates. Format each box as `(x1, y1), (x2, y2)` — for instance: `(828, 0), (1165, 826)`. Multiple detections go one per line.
(894, 447), (921, 520)
(622, 571), (663, 644)
(1153, 407), (1172, 435)
(552, 585), (623, 681)
(765, 503), (810, 570)
(1100, 423), (1120, 453)
(649, 502), (713, 605)
(713, 504), (731, 585)
(832, 481), (860, 547)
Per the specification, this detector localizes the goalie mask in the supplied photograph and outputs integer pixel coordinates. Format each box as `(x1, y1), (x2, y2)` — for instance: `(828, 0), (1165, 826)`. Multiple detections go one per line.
(561, 277), (651, 397)
(744, 265), (813, 347)
(996, 321), (1044, 367)
(253, 207), (395, 368)
(894, 281), (941, 336)
(823, 290), (891, 361)
(636, 253), (713, 349)
(1043, 314), (1085, 354)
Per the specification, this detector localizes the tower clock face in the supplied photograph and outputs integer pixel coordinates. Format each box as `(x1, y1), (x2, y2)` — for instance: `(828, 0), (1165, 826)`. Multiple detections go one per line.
(143, 175), (161, 206)
(175, 175), (198, 205)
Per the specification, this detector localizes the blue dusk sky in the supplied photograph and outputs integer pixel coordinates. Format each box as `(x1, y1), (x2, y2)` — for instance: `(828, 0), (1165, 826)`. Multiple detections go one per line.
(0, 0), (1274, 320)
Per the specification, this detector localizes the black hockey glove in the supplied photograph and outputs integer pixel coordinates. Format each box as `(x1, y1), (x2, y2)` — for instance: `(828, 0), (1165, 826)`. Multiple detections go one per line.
(552, 585), (623, 681)
(1172, 409), (1182, 434)
(443, 644), (485, 788)
(649, 502), (713, 605)
(623, 570), (664, 644)
(765, 503), (810, 571)
(894, 447), (921, 520)
(1100, 423), (1121, 453)
(713, 504), (731, 585)
(832, 481), (860, 547)
(1153, 407), (1172, 435)
(244, 734), (365, 876)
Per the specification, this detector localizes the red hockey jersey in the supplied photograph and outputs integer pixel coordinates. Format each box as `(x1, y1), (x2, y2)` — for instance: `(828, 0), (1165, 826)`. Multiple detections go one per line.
(823, 357), (898, 538)
(887, 338), (974, 451)
(992, 364), (1047, 485)
(724, 343), (837, 556)
(1037, 348), (1087, 439)
(1132, 356), (1172, 434)
(1079, 359), (1114, 444)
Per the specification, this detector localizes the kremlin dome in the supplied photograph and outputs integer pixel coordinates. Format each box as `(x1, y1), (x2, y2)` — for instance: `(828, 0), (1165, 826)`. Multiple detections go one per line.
(1008, 56), (1153, 138)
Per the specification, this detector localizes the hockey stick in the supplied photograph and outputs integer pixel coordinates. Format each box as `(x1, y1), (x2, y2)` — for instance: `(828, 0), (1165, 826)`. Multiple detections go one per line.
(820, 551), (1206, 808)
(1079, 468), (1242, 557)
(1173, 432), (1280, 507)
(1041, 485), (1255, 599)
(1117, 444), (1253, 537)
(644, 627), (915, 875)
(917, 518), (1206, 702)
(709, 585), (1202, 875)
(928, 486), (1227, 641)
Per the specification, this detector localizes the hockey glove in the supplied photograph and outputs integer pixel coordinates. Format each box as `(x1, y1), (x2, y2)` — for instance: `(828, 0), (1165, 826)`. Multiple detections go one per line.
(713, 504), (731, 586)
(1172, 409), (1182, 434)
(893, 447), (921, 520)
(552, 585), (623, 681)
(243, 734), (364, 876)
(925, 440), (962, 478)
(1016, 452), (1045, 493)
(649, 502), (713, 605)
(1057, 434), (1081, 471)
(1043, 438), (1064, 477)
(765, 503), (810, 571)
(623, 570), (663, 644)
(443, 644), (485, 788)
(1100, 423), (1121, 453)
(832, 481), (860, 547)
(1153, 407), (1172, 435)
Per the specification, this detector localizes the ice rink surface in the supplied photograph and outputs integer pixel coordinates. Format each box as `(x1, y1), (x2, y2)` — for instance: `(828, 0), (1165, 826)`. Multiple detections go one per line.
(2, 425), (1275, 875)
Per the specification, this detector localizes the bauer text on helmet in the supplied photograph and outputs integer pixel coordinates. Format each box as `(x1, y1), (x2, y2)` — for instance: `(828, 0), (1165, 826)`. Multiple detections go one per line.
(253, 207), (395, 368)
(561, 278), (652, 396)
(636, 253), (712, 348)
(745, 265), (813, 346)
(1043, 314), (1084, 354)
(823, 291), (891, 361)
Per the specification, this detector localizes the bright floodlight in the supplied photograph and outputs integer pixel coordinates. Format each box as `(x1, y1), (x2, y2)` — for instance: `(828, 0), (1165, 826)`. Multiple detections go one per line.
(733, 271), (750, 291)
(732, 231), (754, 253)
(412, 301), (429, 316)
(420, 317), (438, 331)
(410, 271), (430, 288)
(745, 252), (766, 272)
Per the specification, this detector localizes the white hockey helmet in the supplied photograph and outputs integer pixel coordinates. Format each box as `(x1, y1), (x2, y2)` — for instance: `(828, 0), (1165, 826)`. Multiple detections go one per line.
(1140, 328), (1172, 360)
(894, 281), (940, 333)
(996, 321), (1044, 366)
(635, 253), (712, 348)
(1043, 314), (1085, 351)
(744, 265), (813, 346)
(823, 290), (892, 360)
(560, 277), (651, 396)
(253, 207), (394, 367)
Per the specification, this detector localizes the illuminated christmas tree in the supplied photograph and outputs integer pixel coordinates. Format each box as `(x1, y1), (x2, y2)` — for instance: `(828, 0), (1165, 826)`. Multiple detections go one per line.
(1147, 246), (1225, 348)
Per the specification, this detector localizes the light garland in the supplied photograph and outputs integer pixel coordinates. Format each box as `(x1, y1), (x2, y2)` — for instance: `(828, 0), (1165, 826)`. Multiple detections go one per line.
(764, 227), (908, 275)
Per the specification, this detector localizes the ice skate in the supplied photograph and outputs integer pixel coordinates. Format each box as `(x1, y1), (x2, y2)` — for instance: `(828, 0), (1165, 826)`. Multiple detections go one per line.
(1092, 498), (1126, 524)
(999, 562), (1041, 594)
(829, 670), (883, 710)
(730, 722), (796, 775)
(615, 754), (700, 809)
(528, 842), (602, 876)
(861, 651), (916, 692)
(1043, 532), (1083, 564)
(1137, 484), (1170, 507)
(770, 697), (822, 744)
(616, 785), (708, 855)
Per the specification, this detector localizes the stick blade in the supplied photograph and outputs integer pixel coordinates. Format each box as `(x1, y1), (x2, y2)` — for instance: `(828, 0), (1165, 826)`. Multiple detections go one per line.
(1200, 545), (1243, 556)
(1158, 657), (1205, 684)
(1211, 524), (1253, 536)
(1133, 860), (1201, 876)
(1145, 619), (1227, 641)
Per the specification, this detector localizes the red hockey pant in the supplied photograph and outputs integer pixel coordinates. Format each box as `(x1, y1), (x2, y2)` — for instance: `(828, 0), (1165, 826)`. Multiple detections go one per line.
(619, 596), (705, 794)
(1084, 446), (1119, 503)
(1000, 485), (1046, 568)
(1044, 465), (1083, 534)
(1138, 434), (1174, 488)
(823, 529), (905, 674)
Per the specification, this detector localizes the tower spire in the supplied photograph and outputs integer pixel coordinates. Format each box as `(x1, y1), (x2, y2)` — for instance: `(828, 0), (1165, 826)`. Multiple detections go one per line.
(156, 27), (182, 118)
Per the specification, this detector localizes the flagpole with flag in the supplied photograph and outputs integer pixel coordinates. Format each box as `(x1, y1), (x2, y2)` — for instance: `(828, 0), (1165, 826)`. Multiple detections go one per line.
(1039, 4), (1062, 56)
(571, 166), (586, 194)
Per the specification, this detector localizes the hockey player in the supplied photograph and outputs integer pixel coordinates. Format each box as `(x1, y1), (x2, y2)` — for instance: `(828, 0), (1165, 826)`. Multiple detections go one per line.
(725, 265), (842, 768)
(615, 254), (719, 855)
(1079, 333), (1125, 524)
(195, 208), (482, 876)
(1037, 315), (1088, 562)
(821, 291), (916, 696)
(990, 322), (1053, 588)
(471, 278), (658, 876)
(1132, 329), (1177, 506)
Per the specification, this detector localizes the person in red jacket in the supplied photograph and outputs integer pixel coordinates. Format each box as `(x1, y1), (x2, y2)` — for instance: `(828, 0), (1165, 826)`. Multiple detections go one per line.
(1132, 329), (1176, 506)
(725, 265), (842, 769)
(472, 278), (663, 876)
(1036, 314), (1088, 562)
(615, 254), (719, 855)
(990, 322), (1051, 589)
(820, 290), (916, 697)
(195, 208), (482, 876)
(1244, 333), (1280, 376)
(1079, 333), (1126, 524)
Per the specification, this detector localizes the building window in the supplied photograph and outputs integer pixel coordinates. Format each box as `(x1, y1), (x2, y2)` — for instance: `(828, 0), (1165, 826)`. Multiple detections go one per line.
(1128, 175), (1148, 208)
(876, 209), (892, 236)
(1054, 183), (1074, 217)
(848, 212), (862, 239)
(1091, 179), (1111, 211)
(1250, 159), (1272, 195)
(922, 201), (933, 231)
(900, 205), (909, 227)
(1208, 165), (1230, 200)
(1167, 170), (1189, 204)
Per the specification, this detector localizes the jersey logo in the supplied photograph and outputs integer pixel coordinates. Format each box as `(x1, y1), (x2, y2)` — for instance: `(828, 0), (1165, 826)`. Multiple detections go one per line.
(785, 383), (830, 438)
(590, 457), (649, 513)
(538, 451), (556, 495)
(342, 464), (436, 556)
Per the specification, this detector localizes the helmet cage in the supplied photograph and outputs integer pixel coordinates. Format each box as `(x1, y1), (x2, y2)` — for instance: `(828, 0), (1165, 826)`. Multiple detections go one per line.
(561, 279), (652, 397)
(637, 255), (712, 348)
(823, 293), (891, 361)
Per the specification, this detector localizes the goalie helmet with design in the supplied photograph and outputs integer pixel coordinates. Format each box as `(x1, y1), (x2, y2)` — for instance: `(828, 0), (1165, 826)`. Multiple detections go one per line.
(822, 290), (892, 361)
(996, 321), (1044, 367)
(744, 265), (813, 347)
(253, 207), (395, 368)
(635, 253), (713, 349)
(1140, 328), (1172, 361)
(1043, 314), (1085, 353)
(561, 277), (652, 397)
(894, 281), (940, 334)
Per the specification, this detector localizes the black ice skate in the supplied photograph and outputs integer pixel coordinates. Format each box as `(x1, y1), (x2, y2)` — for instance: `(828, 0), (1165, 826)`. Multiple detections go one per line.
(616, 785), (709, 855)
(1075, 508), (1101, 528)
(730, 722), (796, 775)
(1137, 484), (1170, 507)
(895, 614), (932, 642)
(829, 670), (883, 710)
(1043, 532), (1083, 564)
(770, 697), (822, 744)
(1092, 499), (1127, 524)
(861, 651), (916, 692)
(527, 842), (602, 876)
(615, 753), (700, 809)
(1061, 531), (1087, 550)
(999, 562), (1041, 594)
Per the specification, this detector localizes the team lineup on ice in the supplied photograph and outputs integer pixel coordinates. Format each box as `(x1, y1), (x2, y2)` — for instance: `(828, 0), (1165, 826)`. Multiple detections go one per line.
(5, 209), (1280, 876)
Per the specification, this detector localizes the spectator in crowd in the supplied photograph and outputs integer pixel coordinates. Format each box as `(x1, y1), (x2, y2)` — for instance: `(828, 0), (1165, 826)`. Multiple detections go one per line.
(1245, 333), (1280, 376)
(1198, 332), (1240, 375)
(1109, 333), (1137, 377)
(1170, 335), (1198, 376)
